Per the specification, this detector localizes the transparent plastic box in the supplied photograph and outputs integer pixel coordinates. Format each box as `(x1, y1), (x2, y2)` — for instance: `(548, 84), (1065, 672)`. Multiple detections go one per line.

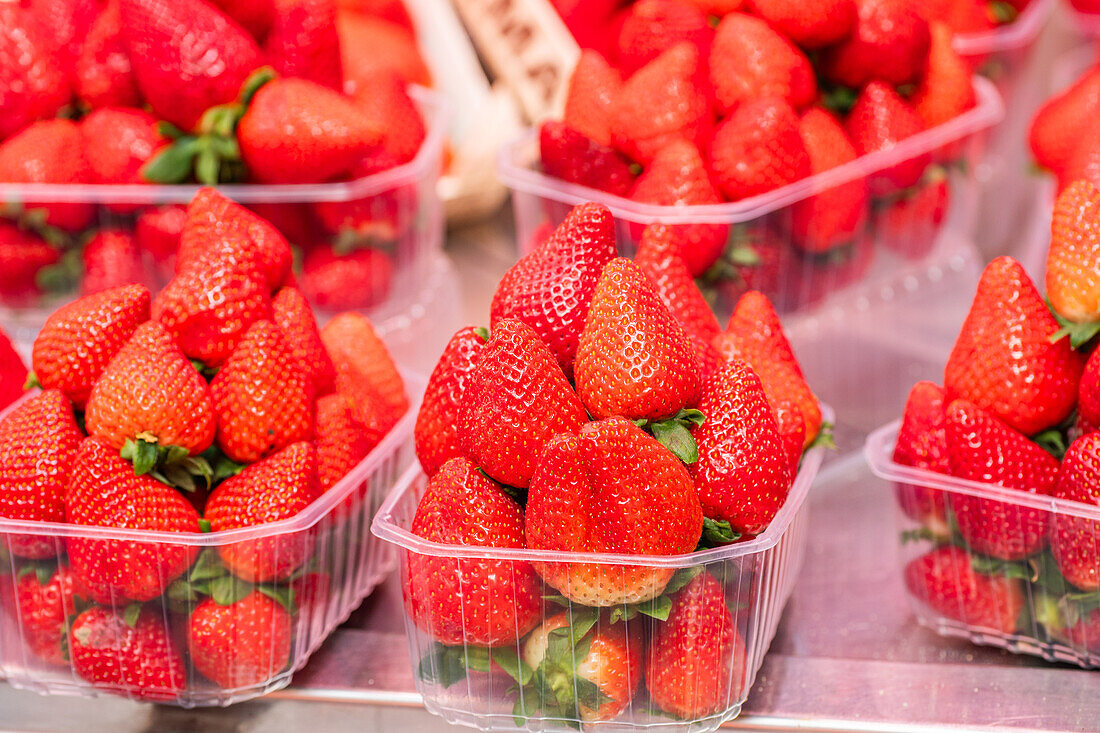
(0, 90), (446, 352)
(951, 0), (1054, 88)
(0, 374), (424, 707)
(371, 411), (829, 733)
(865, 421), (1100, 669)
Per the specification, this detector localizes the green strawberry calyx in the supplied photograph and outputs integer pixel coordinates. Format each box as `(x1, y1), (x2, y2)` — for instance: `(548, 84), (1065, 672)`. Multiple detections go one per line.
(121, 435), (213, 492)
(165, 548), (300, 614)
(636, 408), (705, 465)
(1048, 308), (1100, 351)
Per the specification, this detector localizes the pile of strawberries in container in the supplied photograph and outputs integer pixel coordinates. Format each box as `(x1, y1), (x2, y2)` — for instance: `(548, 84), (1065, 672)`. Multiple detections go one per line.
(0, 0), (433, 310)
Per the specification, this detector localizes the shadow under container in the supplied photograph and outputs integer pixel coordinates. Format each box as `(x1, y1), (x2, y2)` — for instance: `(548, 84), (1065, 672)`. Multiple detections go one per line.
(0, 374), (423, 707)
(371, 413), (828, 733)
(866, 420), (1100, 670)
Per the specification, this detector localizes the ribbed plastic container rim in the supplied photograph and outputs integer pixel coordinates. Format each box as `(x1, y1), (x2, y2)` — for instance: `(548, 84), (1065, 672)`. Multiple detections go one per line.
(497, 78), (1003, 226)
(372, 407), (831, 566)
(0, 88), (449, 205)
(865, 419), (1100, 522)
(951, 0), (1055, 55)
(0, 372), (426, 545)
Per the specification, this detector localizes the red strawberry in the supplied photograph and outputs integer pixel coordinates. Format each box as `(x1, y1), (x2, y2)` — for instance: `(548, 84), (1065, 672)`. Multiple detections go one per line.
(845, 81), (929, 196)
(1050, 432), (1100, 590)
(188, 591), (292, 688)
(616, 0), (712, 75)
(0, 4), (71, 140)
(404, 457), (543, 646)
(646, 571), (746, 718)
(1047, 180), (1100, 328)
(575, 258), (701, 421)
(892, 381), (950, 532)
(309, 148), (415, 247)
(314, 392), (375, 489)
(65, 437), (202, 602)
(33, 284), (151, 407)
(708, 97), (810, 201)
(204, 442), (321, 582)
(69, 605), (186, 700)
(0, 391), (83, 559)
(0, 120), (95, 233)
(609, 43), (711, 165)
(349, 70), (426, 163)
(81, 230), (149, 296)
(0, 326), (26, 410)
(1028, 67), (1100, 177)
(745, 0), (856, 49)
(635, 227), (721, 352)
(917, 0), (996, 35)
(414, 326), (488, 476)
(904, 546), (1025, 635)
(1079, 349), (1100, 434)
(265, 0), (342, 90)
(272, 285), (336, 395)
(118, 0), (263, 130)
(563, 50), (622, 146)
(0, 224), (60, 304)
(911, 22), (977, 130)
(682, 0), (742, 12)
(540, 121), (637, 197)
(821, 0), (931, 87)
(1058, 118), (1100, 195)
(338, 13), (430, 92)
(876, 169), (950, 260)
(299, 245), (395, 311)
(82, 107), (167, 187)
(707, 12), (816, 116)
(944, 257), (1084, 435)
(84, 321), (217, 455)
(135, 205), (186, 274)
(527, 418), (702, 605)
(74, 0), (140, 109)
(691, 359), (791, 535)
(209, 0), (277, 39)
(553, 0), (621, 58)
(337, 0), (414, 28)
(14, 565), (87, 665)
(944, 399), (1059, 561)
(490, 202), (617, 377)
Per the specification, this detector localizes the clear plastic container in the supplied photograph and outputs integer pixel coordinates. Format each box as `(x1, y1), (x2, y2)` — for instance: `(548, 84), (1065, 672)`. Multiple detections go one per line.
(0, 374), (425, 707)
(371, 410), (830, 733)
(865, 421), (1100, 669)
(0, 90), (447, 353)
(951, 0), (1054, 76)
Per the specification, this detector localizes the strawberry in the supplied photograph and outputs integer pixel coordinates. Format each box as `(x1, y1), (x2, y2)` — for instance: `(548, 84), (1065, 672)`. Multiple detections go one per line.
(456, 318), (586, 488)
(337, 0), (414, 29)
(944, 257), (1084, 435)
(944, 399), (1060, 561)
(0, 120), (95, 233)
(22, 0), (97, 76)
(33, 284), (151, 407)
(1028, 67), (1100, 177)
(204, 442), (320, 582)
(876, 169), (950, 260)
(349, 69), (426, 163)
(563, 50), (622, 146)
(188, 590), (292, 688)
(414, 326), (488, 476)
(708, 97), (811, 201)
(404, 457), (543, 646)
(745, 0), (856, 49)
(539, 121), (637, 197)
(82, 107), (167, 187)
(707, 12), (816, 116)
(892, 381), (950, 532)
(14, 564), (87, 665)
(118, 0), (263, 131)
(575, 258), (701, 421)
(821, 0), (930, 87)
(74, 0), (141, 110)
(646, 571), (746, 718)
(299, 245), (395, 311)
(84, 321), (217, 455)
(1050, 432), (1100, 591)
(135, 205), (186, 274)
(209, 0), (277, 39)
(490, 202), (617, 378)
(314, 392), (375, 489)
(337, 13), (431, 91)
(845, 81), (929, 196)
(553, 0), (622, 58)
(81, 230), (149, 296)
(634, 227), (721, 352)
(0, 326), (26, 410)
(0, 4), (71, 140)
(265, 0), (342, 90)
(904, 546), (1025, 635)
(310, 147), (414, 247)
(65, 437), (202, 602)
(616, 0), (712, 75)
(683, 0), (742, 12)
(0, 224), (60, 304)
(526, 418), (703, 605)
(917, 0), (996, 35)
(691, 359), (791, 535)
(272, 286), (336, 395)
(609, 43), (711, 165)
(1079, 349), (1100, 434)
(1048, 180), (1100, 329)
(69, 605), (186, 700)
(911, 22), (977, 130)
(1057, 118), (1100, 195)
(789, 106), (869, 253)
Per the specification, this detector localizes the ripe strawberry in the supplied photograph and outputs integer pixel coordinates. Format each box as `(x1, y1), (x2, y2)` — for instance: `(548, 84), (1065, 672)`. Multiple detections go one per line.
(74, 0), (141, 109)
(575, 258), (700, 421)
(265, 0), (342, 90)
(540, 121), (637, 197)
(904, 545), (1025, 635)
(789, 106), (869, 253)
(33, 284), (150, 407)
(646, 571), (746, 718)
(82, 107), (167, 188)
(0, 4), (71, 140)
(707, 12), (816, 116)
(135, 205), (186, 274)
(0, 391), (83, 559)
(204, 442), (320, 582)
(1079, 349), (1100, 434)
(81, 230), (149, 296)
(635, 227), (721, 352)
(310, 147), (414, 248)
(299, 245), (394, 311)
(349, 69), (426, 163)
(272, 286), (336, 395)
(892, 381), (950, 531)
(0, 224), (60, 304)
(944, 257), (1084, 435)
(616, 0), (711, 75)
(845, 81), (929, 196)
(1049, 432), (1100, 590)
(456, 319), (586, 488)
(490, 202), (617, 378)
(691, 359), (791, 535)
(337, 0), (413, 29)
(609, 43), (711, 165)
(917, 0), (996, 35)
(1028, 67), (1100, 177)
(338, 13), (430, 91)
(14, 565), (87, 665)
(84, 321), (217, 455)
(66, 437), (202, 602)
(563, 50), (622, 146)
(821, 0), (930, 87)
(527, 418), (703, 605)
(404, 457), (543, 646)
(209, 0), (277, 39)
(1048, 180), (1100, 327)
(314, 392), (375, 489)
(24, 0), (101, 72)
(69, 605), (186, 700)
(188, 591), (292, 689)
(553, 0), (622, 58)
(1057, 118), (1100, 195)
(911, 22), (976, 130)
(0, 326), (26, 410)
(414, 327), (487, 476)
(118, 0), (263, 131)
(0, 120), (95, 233)
(745, 0), (856, 49)
(876, 169), (950, 260)
(683, 0), (742, 12)
(708, 97), (811, 201)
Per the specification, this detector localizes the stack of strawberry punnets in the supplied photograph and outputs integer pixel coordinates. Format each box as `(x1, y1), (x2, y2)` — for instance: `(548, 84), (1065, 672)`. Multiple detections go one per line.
(395, 202), (826, 726)
(0, 187), (409, 700)
(0, 0), (434, 312)
(888, 180), (1100, 662)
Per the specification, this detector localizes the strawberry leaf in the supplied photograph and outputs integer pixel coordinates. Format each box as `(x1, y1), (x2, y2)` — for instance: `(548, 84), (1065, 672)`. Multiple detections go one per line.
(195, 145), (221, 186)
(198, 519), (212, 533)
(239, 66), (276, 106)
(543, 593), (571, 607)
(492, 648), (534, 686)
(210, 575), (253, 606)
(900, 527), (939, 545)
(187, 549), (229, 583)
(23, 372), (40, 390)
(989, 0), (1018, 23)
(662, 566), (703, 595)
(257, 584), (298, 616)
(807, 422), (837, 451)
(418, 643), (484, 688)
(650, 419), (699, 464)
(575, 676), (613, 712)
(637, 594), (673, 621)
(142, 136), (203, 184)
(697, 518), (740, 550)
(1047, 306), (1100, 350)
(121, 438), (160, 476)
(473, 326), (490, 342)
(123, 603), (142, 629)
